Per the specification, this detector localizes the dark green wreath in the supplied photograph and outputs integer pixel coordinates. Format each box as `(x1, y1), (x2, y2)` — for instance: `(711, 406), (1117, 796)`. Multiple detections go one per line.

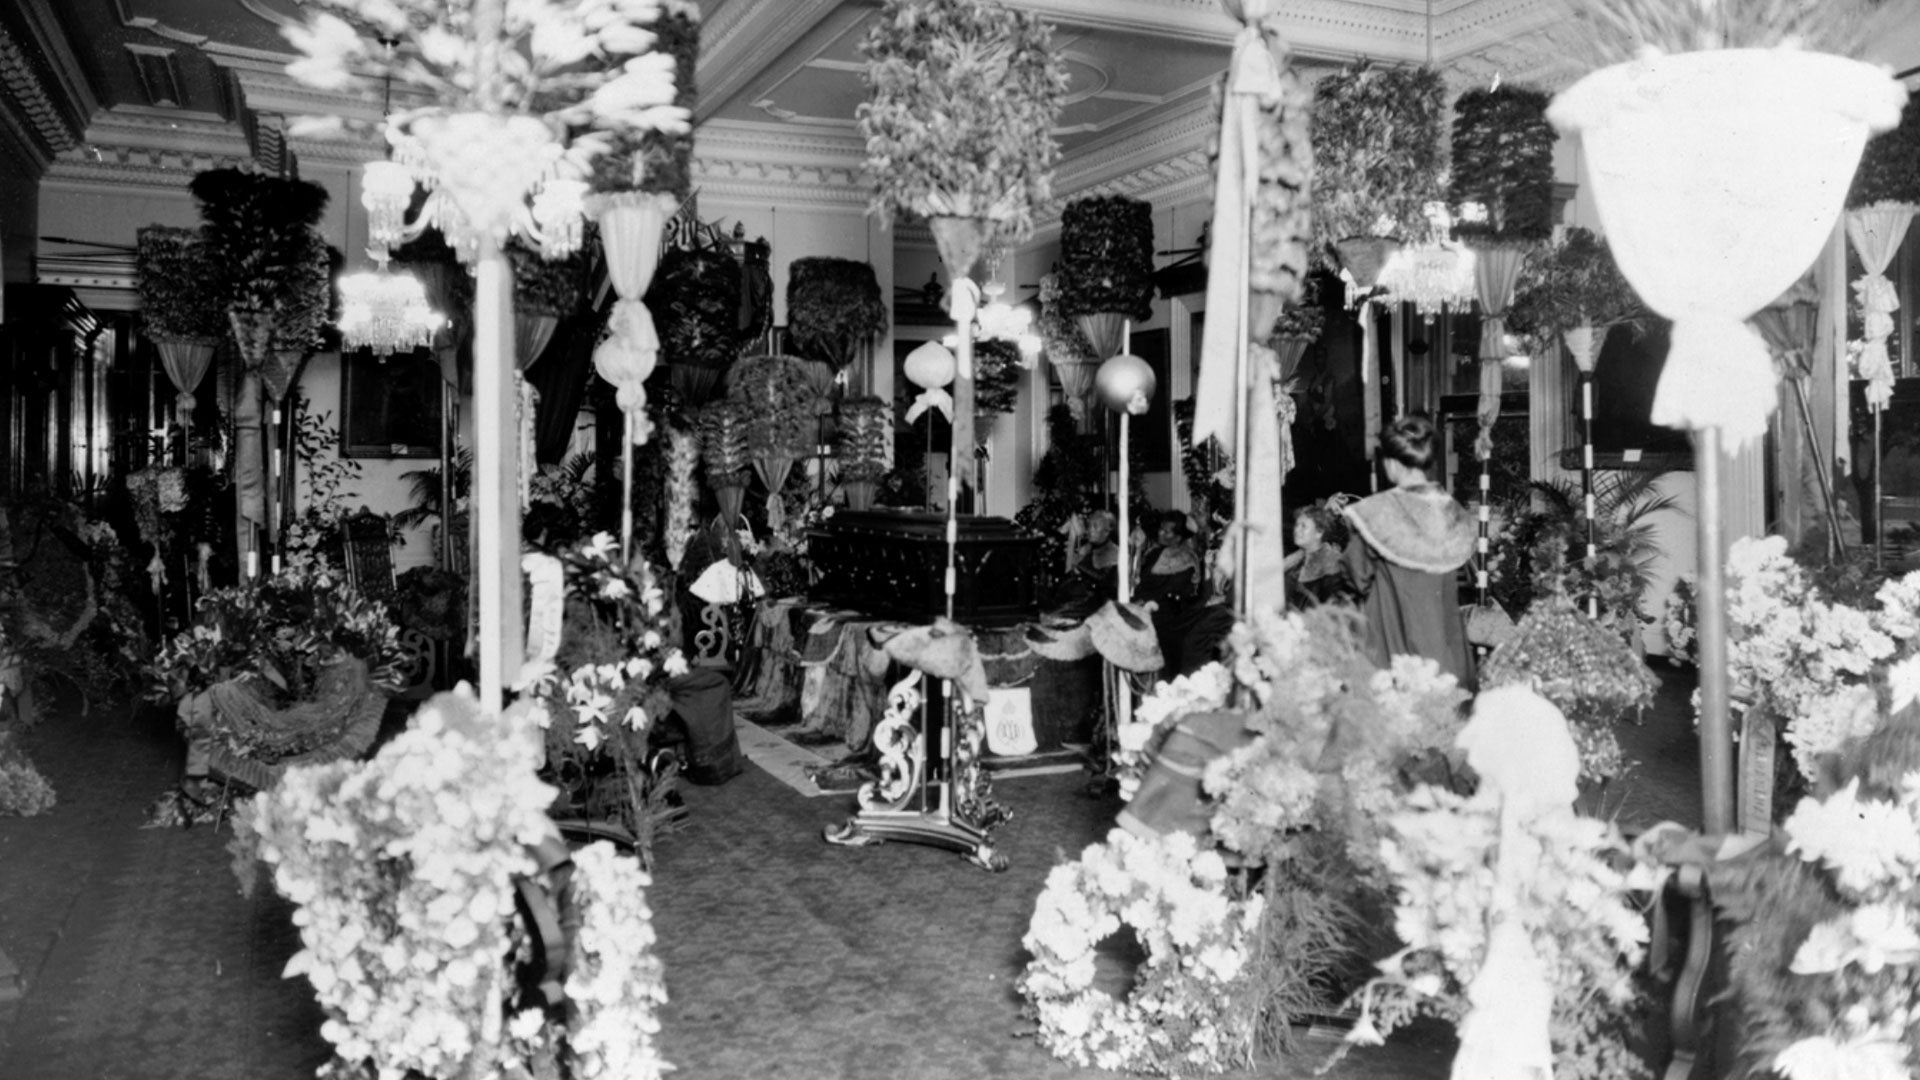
(785, 257), (888, 370)
(1308, 63), (1445, 256)
(588, 8), (698, 198)
(1057, 195), (1156, 322)
(1851, 96), (1920, 208)
(647, 246), (743, 371)
(1448, 85), (1557, 242)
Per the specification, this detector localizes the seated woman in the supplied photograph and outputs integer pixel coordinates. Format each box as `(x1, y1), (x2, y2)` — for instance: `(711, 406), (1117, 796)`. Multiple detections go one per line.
(1134, 512), (1213, 676)
(1063, 509), (1121, 605)
(1283, 503), (1354, 608)
(1133, 511), (1201, 612)
(1341, 415), (1477, 688)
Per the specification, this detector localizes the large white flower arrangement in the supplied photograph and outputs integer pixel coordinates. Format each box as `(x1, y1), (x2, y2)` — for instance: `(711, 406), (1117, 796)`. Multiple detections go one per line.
(1336, 783), (1651, 1080)
(237, 691), (670, 1080)
(1113, 662), (1234, 801)
(1706, 700), (1920, 1080)
(1724, 536), (1920, 780)
(1019, 828), (1265, 1075)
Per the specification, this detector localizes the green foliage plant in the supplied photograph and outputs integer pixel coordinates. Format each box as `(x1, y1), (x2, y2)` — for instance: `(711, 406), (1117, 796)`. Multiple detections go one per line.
(1507, 227), (1645, 344)
(135, 226), (226, 344)
(858, 0), (1067, 248)
(1448, 85), (1558, 242)
(834, 396), (894, 484)
(188, 168), (330, 318)
(1308, 63), (1446, 256)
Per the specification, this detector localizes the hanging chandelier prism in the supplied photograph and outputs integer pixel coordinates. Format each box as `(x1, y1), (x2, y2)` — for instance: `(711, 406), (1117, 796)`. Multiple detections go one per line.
(338, 247), (444, 357)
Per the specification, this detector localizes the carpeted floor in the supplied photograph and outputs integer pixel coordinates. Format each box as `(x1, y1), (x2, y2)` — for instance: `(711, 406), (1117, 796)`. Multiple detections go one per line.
(0, 662), (1702, 1080)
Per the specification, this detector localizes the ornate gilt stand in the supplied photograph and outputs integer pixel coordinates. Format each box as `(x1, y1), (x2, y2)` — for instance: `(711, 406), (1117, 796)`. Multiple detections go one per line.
(823, 672), (1009, 871)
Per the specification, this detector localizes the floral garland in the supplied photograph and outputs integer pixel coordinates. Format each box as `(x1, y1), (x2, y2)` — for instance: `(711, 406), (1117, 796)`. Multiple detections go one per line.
(588, 4), (700, 198)
(1308, 63), (1445, 255)
(1057, 196), (1157, 322)
(785, 257), (889, 371)
(1706, 697), (1920, 1080)
(236, 692), (669, 1080)
(858, 0), (1066, 247)
(1019, 828), (1266, 1075)
(664, 427), (699, 569)
(134, 227), (225, 343)
(1724, 536), (1920, 781)
(549, 842), (670, 1079)
(1448, 85), (1558, 242)
(1241, 22), (1315, 301)
(1334, 782), (1651, 1080)
(1479, 595), (1658, 783)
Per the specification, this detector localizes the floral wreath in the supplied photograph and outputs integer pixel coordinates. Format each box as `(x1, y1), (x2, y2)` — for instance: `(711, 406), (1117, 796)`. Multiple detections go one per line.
(1019, 828), (1264, 1075)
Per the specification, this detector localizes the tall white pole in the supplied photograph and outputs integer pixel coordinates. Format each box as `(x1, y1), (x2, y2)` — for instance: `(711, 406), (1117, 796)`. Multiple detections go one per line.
(474, 237), (524, 714)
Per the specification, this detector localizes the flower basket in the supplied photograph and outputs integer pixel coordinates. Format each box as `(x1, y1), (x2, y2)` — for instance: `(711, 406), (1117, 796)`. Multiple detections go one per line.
(858, 0), (1066, 251)
(1547, 47), (1904, 439)
(1333, 236), (1401, 291)
(1310, 63), (1445, 261)
(183, 655), (388, 791)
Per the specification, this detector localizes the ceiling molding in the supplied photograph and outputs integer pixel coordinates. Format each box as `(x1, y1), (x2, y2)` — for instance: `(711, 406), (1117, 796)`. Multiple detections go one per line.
(0, 19), (83, 161)
(13, 0), (100, 122)
(697, 0), (847, 121)
(43, 142), (258, 196)
(1053, 93), (1214, 199)
(692, 121), (870, 211)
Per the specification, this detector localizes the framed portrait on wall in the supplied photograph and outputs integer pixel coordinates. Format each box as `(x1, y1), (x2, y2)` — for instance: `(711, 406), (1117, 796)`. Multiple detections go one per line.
(340, 350), (444, 459)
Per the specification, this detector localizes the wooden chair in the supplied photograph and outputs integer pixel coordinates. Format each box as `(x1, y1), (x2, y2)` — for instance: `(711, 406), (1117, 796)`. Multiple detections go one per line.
(339, 508), (397, 605)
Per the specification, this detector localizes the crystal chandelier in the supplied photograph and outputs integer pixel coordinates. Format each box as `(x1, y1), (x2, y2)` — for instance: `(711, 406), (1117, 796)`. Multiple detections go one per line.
(338, 247), (444, 356)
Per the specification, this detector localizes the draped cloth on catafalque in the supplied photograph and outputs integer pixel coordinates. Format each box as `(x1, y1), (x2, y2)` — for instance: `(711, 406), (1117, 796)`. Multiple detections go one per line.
(1341, 483), (1478, 688)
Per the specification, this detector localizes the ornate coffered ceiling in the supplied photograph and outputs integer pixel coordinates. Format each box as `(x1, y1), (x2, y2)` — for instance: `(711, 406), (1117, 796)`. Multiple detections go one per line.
(6, 0), (1919, 215)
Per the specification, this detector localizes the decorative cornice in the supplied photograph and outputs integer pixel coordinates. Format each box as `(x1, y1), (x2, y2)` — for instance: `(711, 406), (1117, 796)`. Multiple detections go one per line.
(42, 141), (257, 196)
(1053, 93), (1215, 199)
(0, 19), (81, 161)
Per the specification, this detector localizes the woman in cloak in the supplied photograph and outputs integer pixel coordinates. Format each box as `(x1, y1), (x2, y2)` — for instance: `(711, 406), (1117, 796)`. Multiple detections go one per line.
(1341, 415), (1477, 688)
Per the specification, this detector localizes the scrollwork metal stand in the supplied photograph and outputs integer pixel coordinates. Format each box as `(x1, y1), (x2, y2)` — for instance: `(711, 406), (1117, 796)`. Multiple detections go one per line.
(823, 671), (1009, 871)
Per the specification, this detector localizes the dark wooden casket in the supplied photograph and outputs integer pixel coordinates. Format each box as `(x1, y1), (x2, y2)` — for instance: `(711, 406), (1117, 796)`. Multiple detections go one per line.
(807, 510), (1040, 627)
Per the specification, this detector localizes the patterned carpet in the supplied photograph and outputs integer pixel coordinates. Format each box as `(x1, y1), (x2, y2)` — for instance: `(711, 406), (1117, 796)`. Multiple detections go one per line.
(0, 662), (1702, 1080)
